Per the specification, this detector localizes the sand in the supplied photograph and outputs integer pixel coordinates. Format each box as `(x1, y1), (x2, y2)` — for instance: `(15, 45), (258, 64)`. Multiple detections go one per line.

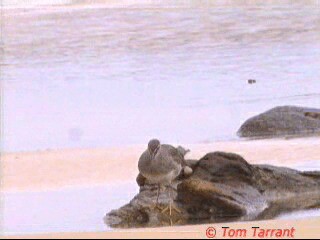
(1, 138), (320, 192)
(4, 217), (320, 239)
(2, 138), (320, 238)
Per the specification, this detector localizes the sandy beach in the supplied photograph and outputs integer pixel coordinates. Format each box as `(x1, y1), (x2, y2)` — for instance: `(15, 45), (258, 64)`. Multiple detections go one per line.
(2, 138), (320, 238)
(2, 138), (320, 192)
(4, 217), (320, 239)
(2, 1), (320, 238)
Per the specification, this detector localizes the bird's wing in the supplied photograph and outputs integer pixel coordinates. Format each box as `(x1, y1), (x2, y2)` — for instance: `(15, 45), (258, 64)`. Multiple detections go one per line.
(138, 150), (150, 172)
(139, 148), (173, 175)
(162, 144), (187, 167)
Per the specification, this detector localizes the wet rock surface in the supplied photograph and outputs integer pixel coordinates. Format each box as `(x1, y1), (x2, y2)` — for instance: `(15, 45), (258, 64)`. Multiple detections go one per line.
(105, 152), (320, 228)
(238, 106), (320, 138)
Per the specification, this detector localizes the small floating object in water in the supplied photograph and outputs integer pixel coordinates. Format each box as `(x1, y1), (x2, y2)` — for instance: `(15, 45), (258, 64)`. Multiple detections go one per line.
(248, 79), (257, 84)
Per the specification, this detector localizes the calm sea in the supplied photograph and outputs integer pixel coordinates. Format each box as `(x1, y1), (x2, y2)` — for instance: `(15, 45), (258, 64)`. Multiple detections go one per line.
(2, 1), (320, 152)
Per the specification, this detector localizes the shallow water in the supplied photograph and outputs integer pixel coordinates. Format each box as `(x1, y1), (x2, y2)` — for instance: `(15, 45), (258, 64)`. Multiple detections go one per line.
(293, 160), (320, 171)
(2, 2), (320, 152)
(1, 183), (138, 235)
(277, 209), (320, 220)
(1, 161), (320, 236)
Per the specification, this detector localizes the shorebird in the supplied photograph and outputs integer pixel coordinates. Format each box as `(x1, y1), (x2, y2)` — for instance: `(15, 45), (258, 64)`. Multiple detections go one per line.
(138, 139), (192, 220)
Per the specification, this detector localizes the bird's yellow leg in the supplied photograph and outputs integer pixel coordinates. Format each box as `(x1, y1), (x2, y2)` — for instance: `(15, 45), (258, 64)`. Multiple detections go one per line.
(161, 186), (181, 215)
(169, 192), (172, 216)
(161, 204), (181, 214)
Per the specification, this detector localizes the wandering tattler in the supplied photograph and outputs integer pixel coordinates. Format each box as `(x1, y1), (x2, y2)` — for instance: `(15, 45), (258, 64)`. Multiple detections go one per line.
(138, 139), (192, 221)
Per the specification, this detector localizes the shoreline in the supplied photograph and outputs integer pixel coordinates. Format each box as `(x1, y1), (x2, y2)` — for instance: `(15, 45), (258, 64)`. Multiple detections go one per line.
(1, 137), (320, 192)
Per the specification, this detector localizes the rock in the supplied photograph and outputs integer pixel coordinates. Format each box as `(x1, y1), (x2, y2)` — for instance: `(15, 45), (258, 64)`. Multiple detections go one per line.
(238, 106), (320, 138)
(105, 152), (320, 228)
(185, 159), (199, 170)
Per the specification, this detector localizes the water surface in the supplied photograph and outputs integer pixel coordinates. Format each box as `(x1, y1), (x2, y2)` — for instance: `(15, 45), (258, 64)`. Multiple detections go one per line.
(2, 2), (320, 152)
(2, 183), (138, 235)
(2, 161), (320, 236)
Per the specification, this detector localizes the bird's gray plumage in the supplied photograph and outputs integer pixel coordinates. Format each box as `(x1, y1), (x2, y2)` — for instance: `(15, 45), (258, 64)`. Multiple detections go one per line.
(138, 139), (192, 220)
(138, 140), (187, 185)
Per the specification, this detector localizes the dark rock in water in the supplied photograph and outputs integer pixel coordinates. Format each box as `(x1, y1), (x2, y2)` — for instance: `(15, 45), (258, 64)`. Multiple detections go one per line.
(238, 106), (320, 138)
(248, 79), (257, 84)
(105, 152), (320, 228)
